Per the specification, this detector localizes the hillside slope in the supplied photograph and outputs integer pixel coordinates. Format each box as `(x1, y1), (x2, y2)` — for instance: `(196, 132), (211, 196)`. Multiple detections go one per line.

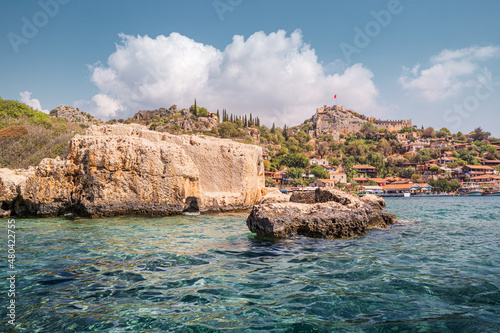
(0, 97), (86, 169)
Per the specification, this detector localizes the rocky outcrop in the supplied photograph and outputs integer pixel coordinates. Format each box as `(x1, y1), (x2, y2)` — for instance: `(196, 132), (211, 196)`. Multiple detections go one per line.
(50, 105), (100, 125)
(247, 188), (396, 239)
(1, 124), (264, 217)
(259, 187), (290, 204)
(0, 168), (35, 215)
(290, 191), (316, 204)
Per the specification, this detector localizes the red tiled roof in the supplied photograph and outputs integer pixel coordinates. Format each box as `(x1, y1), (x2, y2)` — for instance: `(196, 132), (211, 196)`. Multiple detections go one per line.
(464, 165), (494, 170)
(470, 175), (500, 180)
(353, 165), (376, 170)
(383, 183), (420, 190)
(319, 179), (337, 183)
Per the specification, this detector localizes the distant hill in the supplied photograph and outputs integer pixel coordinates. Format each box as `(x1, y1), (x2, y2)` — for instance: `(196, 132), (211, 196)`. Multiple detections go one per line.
(0, 97), (86, 169)
(50, 105), (102, 126)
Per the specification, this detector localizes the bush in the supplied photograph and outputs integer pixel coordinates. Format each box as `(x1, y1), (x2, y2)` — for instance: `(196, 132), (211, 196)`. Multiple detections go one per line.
(0, 98), (85, 169)
(265, 177), (276, 187)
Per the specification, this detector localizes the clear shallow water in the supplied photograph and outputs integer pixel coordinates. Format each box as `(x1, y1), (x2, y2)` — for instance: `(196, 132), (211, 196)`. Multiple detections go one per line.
(1, 197), (499, 332)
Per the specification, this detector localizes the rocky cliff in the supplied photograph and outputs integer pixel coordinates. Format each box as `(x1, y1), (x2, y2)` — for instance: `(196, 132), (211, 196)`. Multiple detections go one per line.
(0, 124), (264, 217)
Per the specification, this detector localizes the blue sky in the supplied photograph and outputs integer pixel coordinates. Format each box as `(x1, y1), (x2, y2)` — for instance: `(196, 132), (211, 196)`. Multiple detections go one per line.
(1, 0), (499, 135)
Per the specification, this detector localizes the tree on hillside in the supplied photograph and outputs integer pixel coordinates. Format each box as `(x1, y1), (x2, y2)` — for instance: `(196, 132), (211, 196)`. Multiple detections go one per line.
(360, 122), (378, 141)
(285, 167), (304, 180)
(472, 127), (491, 141)
(317, 141), (329, 158)
(280, 153), (309, 168)
(377, 139), (392, 157)
(189, 104), (208, 117)
(310, 164), (329, 179)
(218, 122), (239, 138)
(424, 127), (435, 138)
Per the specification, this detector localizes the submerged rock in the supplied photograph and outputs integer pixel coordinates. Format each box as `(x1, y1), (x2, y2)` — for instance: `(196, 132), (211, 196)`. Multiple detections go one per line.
(247, 188), (396, 239)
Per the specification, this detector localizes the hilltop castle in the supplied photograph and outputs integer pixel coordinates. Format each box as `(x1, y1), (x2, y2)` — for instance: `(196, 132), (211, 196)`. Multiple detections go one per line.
(306, 105), (411, 139)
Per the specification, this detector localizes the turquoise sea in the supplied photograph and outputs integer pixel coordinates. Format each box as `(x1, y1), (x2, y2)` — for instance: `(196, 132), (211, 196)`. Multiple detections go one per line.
(1, 197), (500, 332)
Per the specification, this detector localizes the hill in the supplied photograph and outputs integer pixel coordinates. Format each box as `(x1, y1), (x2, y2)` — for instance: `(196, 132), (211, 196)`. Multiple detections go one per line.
(0, 97), (87, 169)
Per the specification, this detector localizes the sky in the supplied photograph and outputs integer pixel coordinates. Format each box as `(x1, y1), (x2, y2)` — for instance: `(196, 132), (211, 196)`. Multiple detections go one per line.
(1, 0), (499, 135)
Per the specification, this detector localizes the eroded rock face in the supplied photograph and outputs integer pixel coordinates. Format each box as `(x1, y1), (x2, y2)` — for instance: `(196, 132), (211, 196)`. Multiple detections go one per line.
(247, 188), (396, 239)
(3, 124), (264, 217)
(0, 167), (35, 215)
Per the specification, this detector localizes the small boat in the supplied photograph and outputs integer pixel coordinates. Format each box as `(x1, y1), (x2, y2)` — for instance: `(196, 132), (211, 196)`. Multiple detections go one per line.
(462, 190), (483, 196)
(459, 183), (483, 196)
(483, 190), (500, 196)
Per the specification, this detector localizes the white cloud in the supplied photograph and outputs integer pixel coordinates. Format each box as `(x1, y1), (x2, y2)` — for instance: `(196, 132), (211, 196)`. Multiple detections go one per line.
(399, 46), (500, 102)
(77, 30), (385, 125)
(19, 91), (49, 113)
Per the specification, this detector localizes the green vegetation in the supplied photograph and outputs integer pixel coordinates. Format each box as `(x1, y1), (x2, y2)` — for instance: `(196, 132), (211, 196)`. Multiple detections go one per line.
(0, 97), (85, 169)
(2, 96), (498, 191)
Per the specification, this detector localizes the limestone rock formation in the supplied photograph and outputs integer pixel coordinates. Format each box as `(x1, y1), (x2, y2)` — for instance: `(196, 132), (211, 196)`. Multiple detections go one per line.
(0, 167), (35, 215)
(259, 187), (290, 204)
(50, 105), (100, 125)
(247, 188), (396, 239)
(1, 124), (264, 217)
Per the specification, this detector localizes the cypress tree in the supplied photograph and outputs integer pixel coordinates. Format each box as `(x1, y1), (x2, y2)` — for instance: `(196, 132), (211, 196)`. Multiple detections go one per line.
(271, 123), (275, 133)
(216, 109), (220, 121)
(283, 124), (289, 140)
(230, 114), (233, 123)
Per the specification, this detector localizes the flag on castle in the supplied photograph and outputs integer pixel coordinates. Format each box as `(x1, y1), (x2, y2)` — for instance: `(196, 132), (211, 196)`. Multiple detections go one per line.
(334, 94), (337, 99)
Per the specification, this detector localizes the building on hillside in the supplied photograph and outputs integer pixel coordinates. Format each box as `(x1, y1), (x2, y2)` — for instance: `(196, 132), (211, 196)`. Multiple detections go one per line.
(396, 133), (407, 142)
(405, 142), (425, 152)
(310, 179), (337, 188)
(407, 132), (421, 140)
(324, 165), (342, 172)
(352, 165), (377, 178)
(310, 158), (329, 167)
(453, 143), (469, 150)
(352, 177), (370, 185)
(382, 183), (431, 195)
(369, 178), (389, 186)
(479, 159), (500, 167)
(329, 172), (347, 183)
(462, 165), (494, 176)
(264, 170), (285, 186)
(469, 174), (500, 183)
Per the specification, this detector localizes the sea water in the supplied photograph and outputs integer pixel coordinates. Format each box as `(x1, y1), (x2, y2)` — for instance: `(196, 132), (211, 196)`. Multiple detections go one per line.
(1, 197), (499, 332)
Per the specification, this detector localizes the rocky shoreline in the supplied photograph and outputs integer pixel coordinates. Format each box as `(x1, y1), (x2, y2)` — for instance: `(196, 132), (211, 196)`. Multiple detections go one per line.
(247, 188), (396, 239)
(0, 124), (265, 218)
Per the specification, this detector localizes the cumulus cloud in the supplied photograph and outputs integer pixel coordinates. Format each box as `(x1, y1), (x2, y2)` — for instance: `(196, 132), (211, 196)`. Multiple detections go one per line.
(19, 91), (49, 113)
(76, 30), (384, 125)
(399, 46), (500, 102)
